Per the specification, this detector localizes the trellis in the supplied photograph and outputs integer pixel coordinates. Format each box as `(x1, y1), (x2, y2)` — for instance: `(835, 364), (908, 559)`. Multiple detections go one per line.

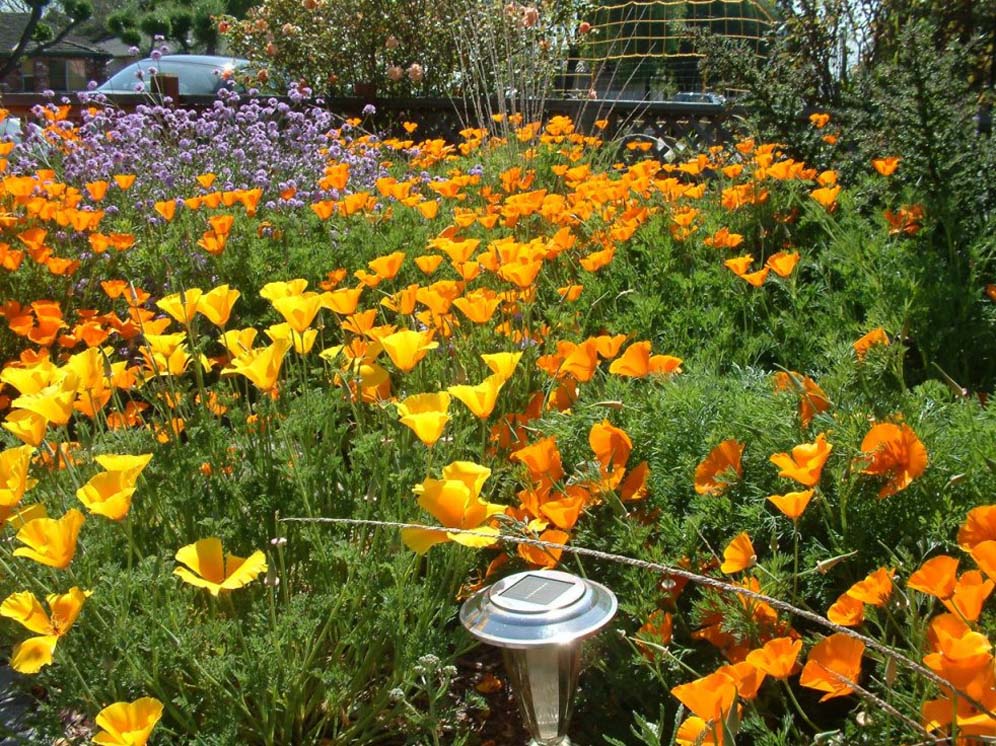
(568, 0), (778, 95)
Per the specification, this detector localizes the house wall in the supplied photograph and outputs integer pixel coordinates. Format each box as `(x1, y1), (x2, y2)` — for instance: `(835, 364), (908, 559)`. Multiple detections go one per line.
(1, 57), (108, 93)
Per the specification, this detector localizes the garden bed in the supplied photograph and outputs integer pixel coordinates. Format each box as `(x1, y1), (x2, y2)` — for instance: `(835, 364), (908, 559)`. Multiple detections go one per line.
(0, 96), (994, 745)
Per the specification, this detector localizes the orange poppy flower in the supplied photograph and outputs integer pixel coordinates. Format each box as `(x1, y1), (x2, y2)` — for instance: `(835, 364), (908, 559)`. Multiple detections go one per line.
(453, 290), (501, 324)
(745, 637), (802, 679)
(826, 592), (864, 626)
(941, 571), (993, 622)
(694, 440), (744, 496)
(619, 461), (650, 501)
(153, 200), (176, 221)
(674, 716), (722, 746)
(703, 227), (744, 250)
(857, 422), (927, 497)
(799, 633), (864, 701)
(908, 555), (959, 599)
(765, 251), (800, 278)
(518, 527), (569, 569)
(846, 567), (893, 606)
(724, 255), (753, 276)
(608, 341), (682, 378)
(480, 352), (522, 382)
(198, 231), (228, 256)
(671, 671), (738, 723)
(85, 180), (108, 201)
(772, 371), (830, 428)
(871, 156), (900, 176)
(555, 339), (599, 383)
(635, 610), (673, 660)
(720, 532), (756, 574)
(970, 540), (996, 582)
(809, 113), (830, 129)
(853, 327), (889, 358)
(769, 433), (832, 487)
(958, 505), (996, 550)
(589, 420), (632, 474)
(511, 436), (565, 485)
(196, 285), (240, 328)
(112, 174), (135, 190)
(414, 254), (444, 275)
(767, 490), (814, 521)
(810, 185), (841, 210)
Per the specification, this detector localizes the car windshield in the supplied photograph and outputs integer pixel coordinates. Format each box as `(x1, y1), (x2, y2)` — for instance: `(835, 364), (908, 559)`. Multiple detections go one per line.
(100, 58), (247, 95)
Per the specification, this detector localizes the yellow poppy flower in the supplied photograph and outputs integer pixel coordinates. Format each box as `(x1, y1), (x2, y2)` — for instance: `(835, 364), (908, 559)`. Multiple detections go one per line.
(266, 322), (318, 354)
(2, 410), (47, 447)
(259, 278), (308, 301)
(0, 445), (36, 507)
(0, 587), (89, 673)
(396, 392), (451, 446)
(271, 292), (324, 334)
(196, 284), (241, 327)
(13, 509), (85, 569)
(10, 373), (79, 426)
(402, 461), (504, 553)
(380, 329), (438, 372)
(92, 697), (164, 746)
(156, 288), (203, 325)
(222, 339), (292, 392)
(448, 374), (504, 419)
(174, 537), (268, 596)
(480, 352), (522, 382)
(76, 454), (152, 521)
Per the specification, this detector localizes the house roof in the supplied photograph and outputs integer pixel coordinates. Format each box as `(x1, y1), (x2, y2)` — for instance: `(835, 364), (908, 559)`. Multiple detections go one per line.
(0, 13), (112, 59)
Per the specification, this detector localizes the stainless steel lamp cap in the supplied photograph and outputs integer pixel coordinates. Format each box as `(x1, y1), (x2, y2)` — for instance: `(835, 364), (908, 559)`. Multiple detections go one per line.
(460, 570), (618, 746)
(460, 570), (617, 648)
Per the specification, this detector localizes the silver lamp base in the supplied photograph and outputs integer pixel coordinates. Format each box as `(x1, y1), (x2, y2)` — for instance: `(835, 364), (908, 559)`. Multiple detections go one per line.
(503, 646), (581, 746)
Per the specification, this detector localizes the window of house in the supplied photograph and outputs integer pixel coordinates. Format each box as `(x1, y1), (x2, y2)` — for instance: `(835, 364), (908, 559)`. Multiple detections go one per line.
(47, 59), (87, 91)
(19, 59), (35, 92)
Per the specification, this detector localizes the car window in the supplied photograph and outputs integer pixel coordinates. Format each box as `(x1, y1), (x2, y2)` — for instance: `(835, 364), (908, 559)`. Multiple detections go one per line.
(99, 59), (246, 95)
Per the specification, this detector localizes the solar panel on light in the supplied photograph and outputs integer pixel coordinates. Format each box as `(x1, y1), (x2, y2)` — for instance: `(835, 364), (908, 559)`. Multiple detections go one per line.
(499, 574), (576, 606)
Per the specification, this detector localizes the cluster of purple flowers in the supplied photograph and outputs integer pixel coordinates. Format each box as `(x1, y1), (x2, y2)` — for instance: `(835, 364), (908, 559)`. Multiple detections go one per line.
(12, 87), (384, 215)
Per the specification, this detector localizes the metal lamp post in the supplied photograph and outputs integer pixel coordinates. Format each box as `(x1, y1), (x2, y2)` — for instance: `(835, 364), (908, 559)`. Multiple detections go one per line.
(460, 570), (617, 746)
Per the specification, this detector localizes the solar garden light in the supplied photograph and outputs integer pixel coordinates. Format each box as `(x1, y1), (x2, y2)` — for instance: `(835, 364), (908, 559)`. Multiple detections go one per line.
(460, 569), (617, 746)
